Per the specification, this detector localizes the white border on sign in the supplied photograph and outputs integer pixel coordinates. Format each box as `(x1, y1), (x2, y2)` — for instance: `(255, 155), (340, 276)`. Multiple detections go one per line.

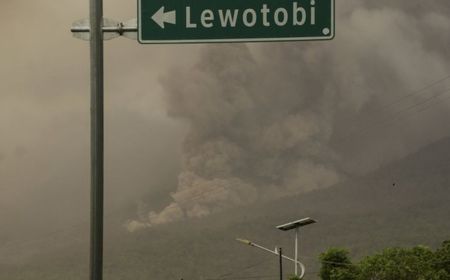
(137, 0), (335, 44)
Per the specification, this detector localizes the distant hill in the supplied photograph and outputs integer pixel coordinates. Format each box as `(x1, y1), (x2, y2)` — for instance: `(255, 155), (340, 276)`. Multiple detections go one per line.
(2, 138), (450, 280)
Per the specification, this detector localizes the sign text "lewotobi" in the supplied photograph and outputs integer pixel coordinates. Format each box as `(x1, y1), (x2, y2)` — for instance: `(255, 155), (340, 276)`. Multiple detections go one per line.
(139, 0), (334, 43)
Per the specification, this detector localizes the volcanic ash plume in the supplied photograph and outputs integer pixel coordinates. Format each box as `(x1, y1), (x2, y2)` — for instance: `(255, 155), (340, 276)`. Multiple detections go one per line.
(126, 1), (450, 231)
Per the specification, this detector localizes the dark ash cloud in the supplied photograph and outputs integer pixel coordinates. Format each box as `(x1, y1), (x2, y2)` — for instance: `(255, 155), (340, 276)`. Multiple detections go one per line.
(127, 0), (450, 230)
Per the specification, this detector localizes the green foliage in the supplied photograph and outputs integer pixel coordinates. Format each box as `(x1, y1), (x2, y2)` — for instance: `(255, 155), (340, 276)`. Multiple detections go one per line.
(358, 246), (435, 280)
(319, 248), (357, 280)
(319, 240), (450, 280)
(433, 240), (450, 278)
(288, 276), (301, 280)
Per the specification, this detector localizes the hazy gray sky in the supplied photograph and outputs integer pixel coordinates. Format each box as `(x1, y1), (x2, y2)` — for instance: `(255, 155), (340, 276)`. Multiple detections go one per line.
(0, 0), (199, 239)
(1, 0), (450, 240)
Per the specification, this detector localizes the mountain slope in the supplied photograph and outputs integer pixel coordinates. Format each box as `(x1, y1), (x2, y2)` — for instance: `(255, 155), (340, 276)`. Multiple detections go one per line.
(2, 138), (450, 280)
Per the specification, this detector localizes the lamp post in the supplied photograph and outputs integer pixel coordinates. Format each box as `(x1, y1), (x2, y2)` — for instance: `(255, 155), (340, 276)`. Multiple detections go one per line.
(236, 238), (306, 278)
(276, 217), (316, 277)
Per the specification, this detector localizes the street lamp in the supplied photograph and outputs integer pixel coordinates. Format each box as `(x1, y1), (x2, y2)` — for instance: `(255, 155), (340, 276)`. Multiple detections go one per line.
(236, 238), (306, 279)
(276, 217), (316, 277)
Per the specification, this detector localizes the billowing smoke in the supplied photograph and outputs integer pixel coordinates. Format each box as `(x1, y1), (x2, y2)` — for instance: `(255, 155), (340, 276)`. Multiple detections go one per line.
(126, 0), (450, 231)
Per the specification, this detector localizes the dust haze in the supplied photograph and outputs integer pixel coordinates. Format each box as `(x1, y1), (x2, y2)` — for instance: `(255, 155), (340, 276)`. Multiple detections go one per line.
(127, 0), (450, 230)
(0, 0), (196, 244)
(0, 0), (449, 249)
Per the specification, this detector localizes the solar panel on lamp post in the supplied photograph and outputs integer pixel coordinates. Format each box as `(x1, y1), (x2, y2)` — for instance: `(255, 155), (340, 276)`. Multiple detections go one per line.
(276, 217), (316, 277)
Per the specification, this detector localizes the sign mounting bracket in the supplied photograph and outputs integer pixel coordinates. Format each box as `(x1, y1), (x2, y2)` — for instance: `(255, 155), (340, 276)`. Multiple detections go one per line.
(70, 18), (138, 41)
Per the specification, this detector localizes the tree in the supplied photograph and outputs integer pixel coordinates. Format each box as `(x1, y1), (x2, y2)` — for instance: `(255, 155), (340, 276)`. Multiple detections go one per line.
(433, 240), (450, 279)
(357, 246), (437, 280)
(318, 241), (450, 280)
(319, 248), (357, 280)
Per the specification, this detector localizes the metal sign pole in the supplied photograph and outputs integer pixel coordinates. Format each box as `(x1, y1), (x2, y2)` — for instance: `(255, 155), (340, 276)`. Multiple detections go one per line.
(70, 3), (137, 280)
(279, 247), (283, 280)
(89, 0), (104, 279)
(295, 228), (300, 276)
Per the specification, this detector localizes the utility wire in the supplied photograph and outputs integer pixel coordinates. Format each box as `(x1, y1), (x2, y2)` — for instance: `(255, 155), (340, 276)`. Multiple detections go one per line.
(335, 87), (450, 144)
(385, 74), (450, 107)
(0, 184), (233, 252)
(6, 149), (450, 254)
(5, 148), (450, 255)
(4, 73), (450, 264)
(217, 258), (273, 279)
(339, 73), (450, 127)
(206, 275), (278, 280)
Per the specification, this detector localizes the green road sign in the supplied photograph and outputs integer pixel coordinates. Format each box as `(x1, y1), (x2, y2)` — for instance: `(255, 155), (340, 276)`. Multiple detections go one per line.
(138, 0), (334, 43)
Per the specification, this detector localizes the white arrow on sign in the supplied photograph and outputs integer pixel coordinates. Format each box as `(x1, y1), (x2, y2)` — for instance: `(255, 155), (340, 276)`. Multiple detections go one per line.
(151, 6), (176, 29)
